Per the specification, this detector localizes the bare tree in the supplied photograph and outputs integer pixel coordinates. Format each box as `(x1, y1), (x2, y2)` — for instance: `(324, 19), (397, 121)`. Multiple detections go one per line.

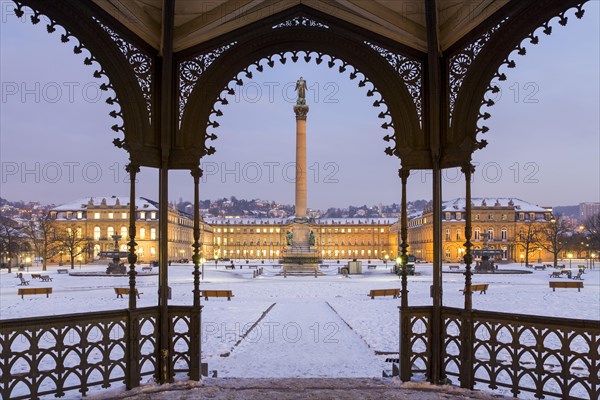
(515, 221), (539, 266)
(535, 215), (570, 267)
(23, 211), (57, 271)
(56, 223), (89, 269)
(0, 218), (27, 273)
(584, 213), (600, 251)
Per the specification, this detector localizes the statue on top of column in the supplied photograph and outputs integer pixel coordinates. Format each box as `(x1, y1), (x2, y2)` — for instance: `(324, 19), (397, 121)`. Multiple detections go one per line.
(295, 77), (307, 105)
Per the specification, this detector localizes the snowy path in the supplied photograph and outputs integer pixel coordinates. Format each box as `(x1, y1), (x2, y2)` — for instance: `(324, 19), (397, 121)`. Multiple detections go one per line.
(208, 299), (386, 378)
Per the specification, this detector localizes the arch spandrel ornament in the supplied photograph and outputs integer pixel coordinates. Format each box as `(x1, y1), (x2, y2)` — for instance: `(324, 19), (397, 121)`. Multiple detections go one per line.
(174, 9), (428, 171)
(446, 0), (589, 168)
(10, 0), (158, 168)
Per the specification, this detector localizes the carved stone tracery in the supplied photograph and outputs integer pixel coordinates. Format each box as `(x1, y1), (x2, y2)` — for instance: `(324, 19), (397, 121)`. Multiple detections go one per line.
(178, 42), (238, 126)
(448, 21), (507, 124)
(272, 16), (329, 29)
(364, 41), (423, 125)
(93, 17), (153, 122)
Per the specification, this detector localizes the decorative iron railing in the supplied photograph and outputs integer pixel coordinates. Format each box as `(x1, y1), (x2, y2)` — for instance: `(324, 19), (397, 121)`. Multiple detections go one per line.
(400, 306), (600, 400)
(0, 306), (200, 399)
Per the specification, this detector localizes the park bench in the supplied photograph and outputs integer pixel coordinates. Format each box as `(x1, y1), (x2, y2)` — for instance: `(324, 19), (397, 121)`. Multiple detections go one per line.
(571, 271), (584, 280)
(319, 264), (329, 269)
(114, 288), (140, 298)
(272, 264), (282, 269)
(549, 271), (562, 278)
(368, 288), (400, 299)
(31, 273), (42, 279)
(225, 264), (236, 270)
(448, 265), (460, 271)
(461, 283), (489, 294)
(18, 276), (30, 286)
(57, 269), (68, 274)
(141, 266), (152, 272)
(577, 265), (586, 273)
(18, 287), (52, 299)
(248, 265), (258, 269)
(367, 265), (377, 270)
(561, 269), (573, 279)
(201, 290), (234, 301)
(549, 281), (583, 292)
(533, 265), (546, 270)
(40, 275), (53, 282)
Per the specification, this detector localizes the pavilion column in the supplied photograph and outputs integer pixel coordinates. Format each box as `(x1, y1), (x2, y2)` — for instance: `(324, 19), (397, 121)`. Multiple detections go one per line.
(126, 162), (140, 389)
(398, 167), (411, 382)
(189, 167), (202, 381)
(425, 0), (444, 384)
(126, 163), (140, 311)
(399, 168), (410, 308)
(157, 0), (175, 384)
(460, 163), (475, 389)
(462, 164), (475, 311)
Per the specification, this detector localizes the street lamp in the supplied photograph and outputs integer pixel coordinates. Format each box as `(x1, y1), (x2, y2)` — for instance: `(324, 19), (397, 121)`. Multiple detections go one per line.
(519, 254), (524, 267)
(591, 253), (596, 270)
(567, 252), (573, 267)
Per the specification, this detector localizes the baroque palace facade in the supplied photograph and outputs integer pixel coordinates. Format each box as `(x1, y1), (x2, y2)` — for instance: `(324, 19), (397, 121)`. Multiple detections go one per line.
(49, 196), (212, 263)
(50, 196), (552, 264)
(395, 198), (554, 263)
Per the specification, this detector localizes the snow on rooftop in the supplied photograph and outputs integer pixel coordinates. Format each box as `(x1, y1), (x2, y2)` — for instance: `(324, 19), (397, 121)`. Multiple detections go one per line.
(442, 198), (548, 213)
(53, 196), (158, 211)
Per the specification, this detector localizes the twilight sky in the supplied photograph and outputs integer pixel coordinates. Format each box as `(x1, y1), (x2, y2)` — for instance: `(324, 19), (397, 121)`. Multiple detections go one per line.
(1, 2), (599, 210)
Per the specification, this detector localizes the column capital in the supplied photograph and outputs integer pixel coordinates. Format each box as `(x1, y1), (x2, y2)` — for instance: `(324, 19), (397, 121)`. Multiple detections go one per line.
(190, 167), (203, 181)
(294, 105), (309, 120)
(398, 168), (410, 182)
(125, 163), (140, 174)
(461, 163), (475, 175)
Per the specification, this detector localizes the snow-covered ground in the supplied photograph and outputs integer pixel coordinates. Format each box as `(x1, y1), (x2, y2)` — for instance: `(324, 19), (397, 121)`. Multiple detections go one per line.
(1, 260), (598, 398)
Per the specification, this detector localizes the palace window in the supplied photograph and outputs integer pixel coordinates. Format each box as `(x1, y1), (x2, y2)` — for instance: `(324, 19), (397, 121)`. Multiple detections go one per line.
(488, 228), (494, 241)
(108, 213), (114, 219)
(445, 212), (451, 220)
(474, 228), (481, 241)
(456, 229), (461, 241)
(107, 226), (114, 237)
(456, 212), (462, 220)
(121, 226), (127, 238)
(94, 227), (101, 240)
(150, 228), (156, 240)
(77, 211), (83, 219)
(501, 227), (507, 241)
(94, 212), (100, 219)
(140, 228), (146, 239)
(445, 229), (450, 241)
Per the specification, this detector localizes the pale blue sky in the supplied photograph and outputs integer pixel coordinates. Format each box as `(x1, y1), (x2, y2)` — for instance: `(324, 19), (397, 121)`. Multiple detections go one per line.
(1, 2), (598, 210)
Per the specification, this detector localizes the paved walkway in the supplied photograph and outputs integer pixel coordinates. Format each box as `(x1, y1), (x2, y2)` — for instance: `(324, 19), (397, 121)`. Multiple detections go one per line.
(209, 300), (385, 377)
(92, 378), (510, 399)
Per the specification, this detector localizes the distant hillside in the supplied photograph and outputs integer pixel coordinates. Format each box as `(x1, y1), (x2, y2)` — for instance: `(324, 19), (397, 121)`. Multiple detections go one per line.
(553, 205), (578, 219)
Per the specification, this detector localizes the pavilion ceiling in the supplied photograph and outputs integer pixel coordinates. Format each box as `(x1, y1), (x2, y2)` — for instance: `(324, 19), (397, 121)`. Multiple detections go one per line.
(91, 0), (511, 53)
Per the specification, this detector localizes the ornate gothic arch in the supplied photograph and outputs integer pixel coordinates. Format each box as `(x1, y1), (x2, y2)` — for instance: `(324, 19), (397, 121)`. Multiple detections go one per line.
(174, 10), (427, 170)
(11, 0), (157, 166)
(447, 0), (588, 163)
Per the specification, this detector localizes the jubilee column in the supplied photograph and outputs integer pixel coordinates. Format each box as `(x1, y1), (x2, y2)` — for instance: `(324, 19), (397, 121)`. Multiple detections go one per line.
(294, 77), (309, 222)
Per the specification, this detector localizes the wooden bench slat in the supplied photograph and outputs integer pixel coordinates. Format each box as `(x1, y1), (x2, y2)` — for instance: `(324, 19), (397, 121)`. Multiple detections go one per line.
(368, 289), (400, 299)
(549, 281), (583, 292)
(461, 284), (489, 294)
(114, 288), (140, 298)
(200, 290), (234, 300)
(18, 287), (52, 299)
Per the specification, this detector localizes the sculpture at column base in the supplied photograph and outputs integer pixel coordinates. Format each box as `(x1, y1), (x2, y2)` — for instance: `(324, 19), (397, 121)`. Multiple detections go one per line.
(282, 223), (319, 274)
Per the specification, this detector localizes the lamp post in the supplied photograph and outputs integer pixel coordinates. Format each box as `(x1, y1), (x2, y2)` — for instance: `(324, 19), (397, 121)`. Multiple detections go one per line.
(567, 252), (573, 268)
(591, 253), (596, 270)
(520, 253), (524, 267)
